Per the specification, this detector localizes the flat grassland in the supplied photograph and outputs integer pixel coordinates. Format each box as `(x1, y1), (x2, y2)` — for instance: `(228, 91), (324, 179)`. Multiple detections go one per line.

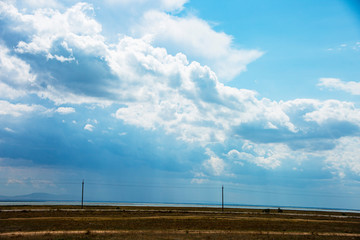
(1, 205), (360, 239)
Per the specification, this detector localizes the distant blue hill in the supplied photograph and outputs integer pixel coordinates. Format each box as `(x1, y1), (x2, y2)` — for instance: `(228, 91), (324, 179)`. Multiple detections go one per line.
(0, 193), (75, 202)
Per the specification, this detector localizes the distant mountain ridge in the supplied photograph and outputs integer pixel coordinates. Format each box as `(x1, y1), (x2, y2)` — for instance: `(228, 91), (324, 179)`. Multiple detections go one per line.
(0, 193), (75, 201)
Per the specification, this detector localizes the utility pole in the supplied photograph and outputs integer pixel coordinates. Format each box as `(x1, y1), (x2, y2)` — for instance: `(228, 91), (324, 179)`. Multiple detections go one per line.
(81, 179), (84, 209)
(222, 185), (224, 212)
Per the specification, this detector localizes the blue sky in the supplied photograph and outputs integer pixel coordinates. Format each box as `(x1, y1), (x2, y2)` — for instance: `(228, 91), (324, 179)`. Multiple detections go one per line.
(0, 0), (360, 209)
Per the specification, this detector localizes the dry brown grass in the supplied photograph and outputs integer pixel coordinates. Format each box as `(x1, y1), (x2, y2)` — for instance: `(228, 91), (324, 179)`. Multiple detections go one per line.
(1, 205), (360, 239)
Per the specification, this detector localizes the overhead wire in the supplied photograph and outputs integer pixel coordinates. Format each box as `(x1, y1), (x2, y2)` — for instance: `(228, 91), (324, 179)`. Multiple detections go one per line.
(0, 179), (359, 199)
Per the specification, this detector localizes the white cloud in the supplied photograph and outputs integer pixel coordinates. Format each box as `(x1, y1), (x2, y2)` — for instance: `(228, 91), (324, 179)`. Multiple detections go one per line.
(55, 107), (75, 114)
(318, 78), (360, 95)
(303, 100), (360, 125)
(281, 98), (360, 129)
(0, 44), (36, 99)
(327, 42), (360, 51)
(135, 10), (263, 81)
(203, 148), (226, 176)
(110, 37), (295, 144)
(36, 85), (113, 106)
(322, 137), (360, 177)
(193, 172), (206, 178)
(191, 178), (208, 184)
(104, 0), (188, 12)
(4, 127), (15, 133)
(6, 178), (24, 185)
(47, 53), (75, 62)
(0, 2), (106, 57)
(225, 134), (360, 176)
(0, 3), (274, 143)
(0, 3), (111, 105)
(227, 141), (288, 169)
(0, 82), (27, 99)
(0, 44), (36, 84)
(0, 100), (45, 117)
(1, 2), (360, 180)
(160, 0), (188, 12)
(84, 123), (94, 132)
(17, 0), (62, 9)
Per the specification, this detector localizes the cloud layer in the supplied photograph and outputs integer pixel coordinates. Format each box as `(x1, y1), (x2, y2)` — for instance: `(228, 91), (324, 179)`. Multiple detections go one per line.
(318, 78), (360, 95)
(0, 1), (359, 184)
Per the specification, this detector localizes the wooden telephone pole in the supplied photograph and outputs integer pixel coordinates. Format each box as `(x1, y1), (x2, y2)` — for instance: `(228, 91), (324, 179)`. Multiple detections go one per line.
(222, 185), (224, 212)
(81, 179), (84, 209)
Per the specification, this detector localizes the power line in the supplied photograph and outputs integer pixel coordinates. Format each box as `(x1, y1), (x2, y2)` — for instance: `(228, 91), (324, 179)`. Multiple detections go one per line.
(85, 182), (219, 190)
(1, 179), (359, 200)
(226, 187), (360, 199)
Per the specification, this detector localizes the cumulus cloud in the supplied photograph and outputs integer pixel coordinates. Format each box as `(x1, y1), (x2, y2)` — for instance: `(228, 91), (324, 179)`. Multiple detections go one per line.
(318, 78), (360, 95)
(203, 149), (226, 176)
(135, 10), (263, 81)
(0, 44), (36, 99)
(0, 2), (106, 57)
(84, 124), (94, 132)
(105, 0), (188, 12)
(0, 2), (112, 105)
(47, 53), (75, 62)
(0, 82), (26, 100)
(227, 141), (288, 169)
(109, 36), (295, 144)
(323, 136), (360, 177)
(1, 2), (360, 179)
(303, 100), (360, 125)
(0, 100), (45, 117)
(227, 98), (360, 169)
(101, 0), (262, 82)
(225, 135), (360, 178)
(55, 107), (75, 114)
(0, 2), (270, 142)
(36, 85), (113, 106)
